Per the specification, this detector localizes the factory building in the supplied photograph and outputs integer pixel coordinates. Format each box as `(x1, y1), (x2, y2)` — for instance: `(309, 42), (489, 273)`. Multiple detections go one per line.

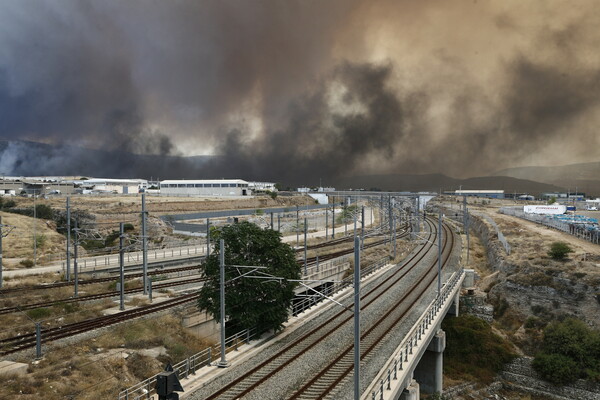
(160, 179), (250, 196)
(248, 181), (277, 193)
(453, 190), (505, 199)
(74, 178), (146, 194)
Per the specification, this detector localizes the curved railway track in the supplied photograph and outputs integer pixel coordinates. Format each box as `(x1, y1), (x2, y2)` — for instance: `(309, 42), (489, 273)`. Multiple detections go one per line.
(200, 217), (451, 400)
(0, 264), (203, 295)
(0, 292), (200, 356)
(0, 224), (401, 296)
(0, 222), (410, 353)
(288, 222), (455, 399)
(0, 277), (208, 315)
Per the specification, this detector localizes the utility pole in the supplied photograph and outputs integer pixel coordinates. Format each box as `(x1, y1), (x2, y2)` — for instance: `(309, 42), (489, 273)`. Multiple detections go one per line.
(73, 220), (79, 298)
(353, 235), (361, 400)
(66, 197), (71, 281)
(270, 213), (274, 230)
(218, 239), (228, 368)
(33, 191), (37, 266)
(392, 213), (396, 259)
(361, 205), (365, 250)
(277, 214), (281, 232)
(119, 222), (125, 311)
(296, 206), (299, 247)
(438, 212), (442, 296)
(0, 216), (3, 289)
(142, 194), (148, 295)
(304, 217), (308, 275)
(206, 218), (211, 258)
(332, 203), (335, 239)
(326, 205), (329, 239)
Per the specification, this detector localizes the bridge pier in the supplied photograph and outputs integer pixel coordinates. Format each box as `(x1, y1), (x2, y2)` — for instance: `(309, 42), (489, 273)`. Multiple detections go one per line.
(414, 329), (445, 395)
(446, 292), (460, 317)
(399, 379), (420, 400)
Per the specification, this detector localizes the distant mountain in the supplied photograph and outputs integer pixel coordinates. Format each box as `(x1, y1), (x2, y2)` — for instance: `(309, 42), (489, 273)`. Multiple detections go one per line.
(494, 161), (600, 197)
(334, 173), (565, 196)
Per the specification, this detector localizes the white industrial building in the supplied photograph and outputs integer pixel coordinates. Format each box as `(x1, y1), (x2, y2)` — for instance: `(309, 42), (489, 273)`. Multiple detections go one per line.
(74, 178), (146, 194)
(248, 181), (277, 192)
(160, 179), (250, 196)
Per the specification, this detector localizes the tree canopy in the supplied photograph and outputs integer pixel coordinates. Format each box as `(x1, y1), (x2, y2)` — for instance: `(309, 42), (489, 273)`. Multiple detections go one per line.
(197, 221), (300, 334)
(533, 318), (600, 384)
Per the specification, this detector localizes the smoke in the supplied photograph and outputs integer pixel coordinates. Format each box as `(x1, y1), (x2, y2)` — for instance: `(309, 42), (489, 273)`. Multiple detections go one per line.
(1, 0), (600, 182)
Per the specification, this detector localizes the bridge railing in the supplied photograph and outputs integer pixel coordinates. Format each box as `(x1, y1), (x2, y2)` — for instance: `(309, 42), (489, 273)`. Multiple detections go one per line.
(368, 269), (464, 400)
(293, 256), (389, 316)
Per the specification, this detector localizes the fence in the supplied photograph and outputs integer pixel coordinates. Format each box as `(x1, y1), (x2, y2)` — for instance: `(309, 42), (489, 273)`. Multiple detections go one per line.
(293, 256), (389, 315)
(119, 256), (391, 399)
(368, 269), (464, 399)
(500, 207), (600, 245)
(117, 328), (257, 400)
(62, 245), (207, 272)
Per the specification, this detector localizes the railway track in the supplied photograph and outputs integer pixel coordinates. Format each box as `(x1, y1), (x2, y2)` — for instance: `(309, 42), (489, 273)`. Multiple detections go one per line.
(0, 264), (203, 295)
(199, 217), (450, 400)
(0, 222), (410, 353)
(288, 222), (455, 399)
(0, 292), (200, 356)
(0, 277), (208, 315)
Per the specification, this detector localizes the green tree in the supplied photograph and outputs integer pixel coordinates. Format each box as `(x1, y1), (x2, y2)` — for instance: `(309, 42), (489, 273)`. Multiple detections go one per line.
(548, 241), (573, 260)
(197, 222), (300, 334)
(548, 196), (557, 205)
(533, 318), (600, 384)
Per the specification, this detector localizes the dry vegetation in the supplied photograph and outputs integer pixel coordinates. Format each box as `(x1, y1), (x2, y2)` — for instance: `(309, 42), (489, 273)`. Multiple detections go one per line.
(0, 211), (65, 263)
(2, 314), (213, 400)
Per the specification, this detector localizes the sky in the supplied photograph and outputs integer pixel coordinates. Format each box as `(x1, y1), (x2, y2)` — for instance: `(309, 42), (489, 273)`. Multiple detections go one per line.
(1, 0), (600, 182)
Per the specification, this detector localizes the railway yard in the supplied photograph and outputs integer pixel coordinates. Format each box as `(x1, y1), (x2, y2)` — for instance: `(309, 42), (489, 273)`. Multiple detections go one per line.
(1, 193), (598, 399)
(0, 193), (429, 399)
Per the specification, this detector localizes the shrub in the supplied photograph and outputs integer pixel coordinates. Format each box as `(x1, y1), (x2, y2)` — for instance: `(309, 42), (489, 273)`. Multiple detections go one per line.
(123, 223), (135, 232)
(548, 241), (573, 260)
(533, 318), (600, 384)
(533, 353), (579, 385)
(2, 199), (16, 209)
(26, 307), (52, 320)
(443, 315), (516, 383)
(19, 259), (34, 268)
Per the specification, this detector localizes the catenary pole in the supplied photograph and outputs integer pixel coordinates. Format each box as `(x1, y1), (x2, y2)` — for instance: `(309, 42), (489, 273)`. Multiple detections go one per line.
(66, 197), (71, 281)
(218, 239), (228, 367)
(353, 236), (361, 400)
(142, 193), (148, 295)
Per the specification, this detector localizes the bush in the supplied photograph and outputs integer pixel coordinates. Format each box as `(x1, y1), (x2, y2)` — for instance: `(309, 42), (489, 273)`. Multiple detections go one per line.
(533, 318), (600, 384)
(2, 199), (16, 209)
(34, 204), (54, 220)
(533, 353), (579, 385)
(548, 241), (573, 260)
(443, 315), (516, 383)
(26, 307), (52, 320)
(19, 259), (34, 268)
(123, 223), (135, 232)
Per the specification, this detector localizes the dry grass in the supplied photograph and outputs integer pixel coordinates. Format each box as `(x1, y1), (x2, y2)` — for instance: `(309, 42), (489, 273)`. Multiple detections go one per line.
(2, 314), (214, 400)
(0, 211), (65, 262)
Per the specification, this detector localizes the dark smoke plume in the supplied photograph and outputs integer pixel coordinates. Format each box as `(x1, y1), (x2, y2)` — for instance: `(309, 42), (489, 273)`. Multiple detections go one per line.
(1, 0), (600, 183)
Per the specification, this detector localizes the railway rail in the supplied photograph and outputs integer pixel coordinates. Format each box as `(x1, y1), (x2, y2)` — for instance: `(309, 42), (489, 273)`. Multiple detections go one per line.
(0, 222), (411, 354)
(198, 217), (451, 400)
(0, 292), (200, 356)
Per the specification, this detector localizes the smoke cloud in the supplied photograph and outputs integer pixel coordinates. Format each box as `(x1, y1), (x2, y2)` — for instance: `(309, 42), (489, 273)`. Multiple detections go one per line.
(1, 0), (600, 183)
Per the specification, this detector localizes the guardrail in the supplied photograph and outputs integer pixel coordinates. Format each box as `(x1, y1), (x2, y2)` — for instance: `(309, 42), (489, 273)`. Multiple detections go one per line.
(367, 269), (465, 400)
(293, 256), (389, 315)
(500, 207), (600, 245)
(117, 328), (257, 400)
(61, 246), (207, 272)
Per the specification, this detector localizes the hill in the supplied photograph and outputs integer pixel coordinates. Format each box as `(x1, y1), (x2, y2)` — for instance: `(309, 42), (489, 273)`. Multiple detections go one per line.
(494, 162), (600, 197)
(335, 173), (565, 196)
